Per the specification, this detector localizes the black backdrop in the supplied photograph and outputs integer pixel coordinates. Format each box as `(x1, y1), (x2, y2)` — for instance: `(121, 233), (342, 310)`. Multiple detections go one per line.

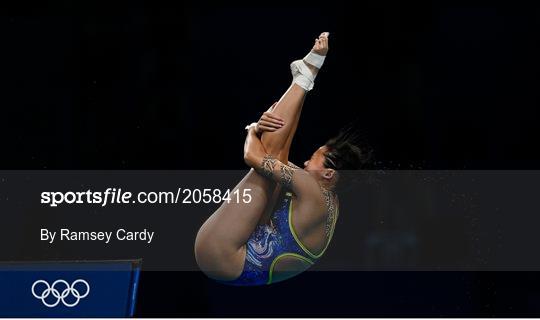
(2, 0), (540, 316)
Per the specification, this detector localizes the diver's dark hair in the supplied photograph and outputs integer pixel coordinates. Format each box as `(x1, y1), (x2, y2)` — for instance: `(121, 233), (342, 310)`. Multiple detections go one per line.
(323, 122), (373, 171)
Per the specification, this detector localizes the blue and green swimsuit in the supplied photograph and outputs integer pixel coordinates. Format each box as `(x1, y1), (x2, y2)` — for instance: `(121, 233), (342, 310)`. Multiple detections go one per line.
(222, 191), (337, 286)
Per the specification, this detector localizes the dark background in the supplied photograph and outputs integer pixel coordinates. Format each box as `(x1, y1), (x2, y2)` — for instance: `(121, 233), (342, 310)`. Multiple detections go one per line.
(2, 0), (540, 316)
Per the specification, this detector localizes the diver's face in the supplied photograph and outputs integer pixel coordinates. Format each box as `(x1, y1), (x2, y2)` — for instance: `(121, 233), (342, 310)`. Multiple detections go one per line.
(304, 146), (329, 172)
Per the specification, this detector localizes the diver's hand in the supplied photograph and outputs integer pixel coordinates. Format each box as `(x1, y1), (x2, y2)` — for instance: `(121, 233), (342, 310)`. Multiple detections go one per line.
(245, 122), (257, 131)
(256, 103), (284, 134)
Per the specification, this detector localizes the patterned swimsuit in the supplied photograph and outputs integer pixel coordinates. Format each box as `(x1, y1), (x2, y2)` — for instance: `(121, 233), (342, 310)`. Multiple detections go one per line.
(221, 190), (338, 286)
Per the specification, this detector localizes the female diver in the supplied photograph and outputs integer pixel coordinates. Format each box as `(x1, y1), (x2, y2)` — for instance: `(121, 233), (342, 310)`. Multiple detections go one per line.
(194, 32), (369, 285)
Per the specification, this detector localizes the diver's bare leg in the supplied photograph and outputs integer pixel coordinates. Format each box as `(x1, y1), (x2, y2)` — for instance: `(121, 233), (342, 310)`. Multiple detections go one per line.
(262, 32), (329, 163)
(195, 169), (273, 280)
(278, 100), (303, 163)
(262, 85), (307, 163)
(259, 33), (329, 223)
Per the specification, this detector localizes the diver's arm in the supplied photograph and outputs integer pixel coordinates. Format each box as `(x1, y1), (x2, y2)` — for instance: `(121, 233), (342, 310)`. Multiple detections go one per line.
(244, 124), (319, 199)
(287, 162), (302, 169)
(244, 123), (266, 163)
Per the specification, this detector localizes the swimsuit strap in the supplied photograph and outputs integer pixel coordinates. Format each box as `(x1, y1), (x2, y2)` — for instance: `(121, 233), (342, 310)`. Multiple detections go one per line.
(288, 189), (339, 260)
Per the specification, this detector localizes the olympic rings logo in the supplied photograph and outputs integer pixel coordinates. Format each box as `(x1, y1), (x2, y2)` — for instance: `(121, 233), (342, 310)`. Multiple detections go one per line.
(31, 279), (90, 308)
